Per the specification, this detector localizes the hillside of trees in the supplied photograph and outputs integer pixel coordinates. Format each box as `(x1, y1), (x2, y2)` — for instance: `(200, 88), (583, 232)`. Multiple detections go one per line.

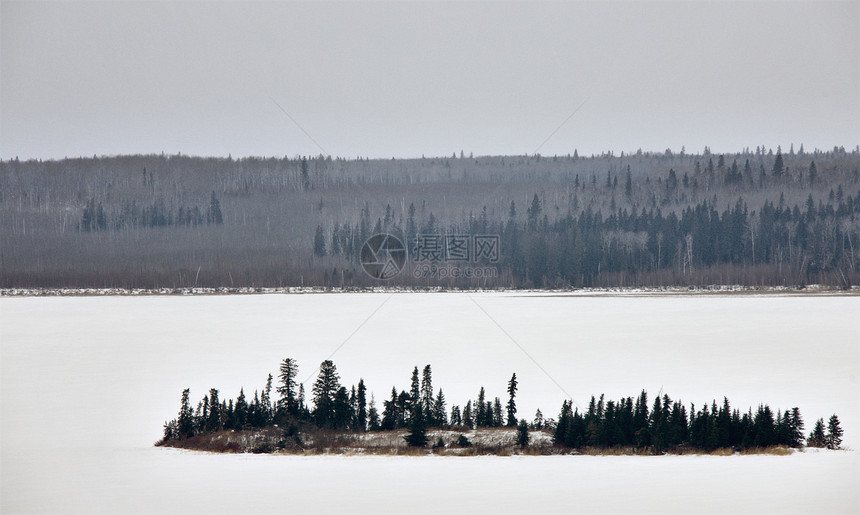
(2, 145), (858, 288)
(157, 358), (844, 456)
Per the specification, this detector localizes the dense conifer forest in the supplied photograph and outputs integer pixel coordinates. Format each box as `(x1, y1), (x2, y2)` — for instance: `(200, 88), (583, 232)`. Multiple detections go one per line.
(2, 146), (859, 289)
(158, 358), (844, 455)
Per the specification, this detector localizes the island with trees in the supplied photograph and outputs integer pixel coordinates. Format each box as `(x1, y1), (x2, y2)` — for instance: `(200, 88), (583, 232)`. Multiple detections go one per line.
(157, 358), (844, 456)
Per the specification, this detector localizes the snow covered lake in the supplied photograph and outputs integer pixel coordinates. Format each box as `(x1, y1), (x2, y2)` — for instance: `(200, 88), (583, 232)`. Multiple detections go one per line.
(2, 292), (858, 513)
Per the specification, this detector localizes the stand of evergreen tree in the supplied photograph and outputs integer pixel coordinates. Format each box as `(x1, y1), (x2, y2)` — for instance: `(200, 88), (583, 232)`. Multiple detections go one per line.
(552, 392), (820, 453)
(160, 358), (844, 455)
(5, 148), (859, 289)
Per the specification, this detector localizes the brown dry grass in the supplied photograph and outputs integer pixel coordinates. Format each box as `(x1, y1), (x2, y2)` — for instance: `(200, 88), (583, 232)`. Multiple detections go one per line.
(159, 429), (798, 457)
(581, 446), (642, 456)
(739, 445), (794, 456)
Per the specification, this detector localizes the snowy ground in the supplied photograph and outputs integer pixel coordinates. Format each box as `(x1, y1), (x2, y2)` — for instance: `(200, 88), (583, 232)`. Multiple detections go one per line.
(2, 292), (858, 513)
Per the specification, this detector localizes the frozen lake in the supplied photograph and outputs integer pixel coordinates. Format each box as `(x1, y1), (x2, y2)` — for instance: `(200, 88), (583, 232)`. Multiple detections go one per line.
(2, 292), (858, 513)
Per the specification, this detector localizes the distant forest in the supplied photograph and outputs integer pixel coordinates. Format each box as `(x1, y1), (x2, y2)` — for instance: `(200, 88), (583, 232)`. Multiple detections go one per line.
(2, 145), (858, 288)
(159, 358), (844, 454)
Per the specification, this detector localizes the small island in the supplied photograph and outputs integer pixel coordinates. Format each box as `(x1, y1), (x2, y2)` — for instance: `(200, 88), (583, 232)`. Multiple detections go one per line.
(157, 358), (844, 456)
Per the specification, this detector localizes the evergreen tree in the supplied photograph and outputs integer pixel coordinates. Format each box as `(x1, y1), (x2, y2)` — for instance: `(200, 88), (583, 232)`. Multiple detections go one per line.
(420, 365), (433, 422)
(206, 388), (221, 432)
(195, 399), (204, 434)
(207, 191), (223, 225)
(787, 407), (805, 448)
(753, 405), (776, 447)
(533, 409), (544, 430)
(554, 400), (573, 445)
(404, 403), (428, 447)
(409, 366), (420, 421)
(772, 149), (784, 178)
(177, 388), (194, 439)
(476, 388), (487, 427)
(506, 373), (518, 427)
(826, 414), (843, 449)
(277, 358), (299, 416)
(300, 157), (310, 190)
(162, 419), (177, 441)
(367, 394), (380, 431)
(463, 400), (474, 429)
(493, 397), (503, 427)
(527, 193), (542, 229)
(432, 388), (447, 427)
(450, 405), (462, 426)
(396, 391), (411, 428)
(260, 373), (273, 425)
(312, 360), (341, 428)
(333, 386), (352, 430)
(807, 418), (827, 448)
(625, 165), (633, 198)
(96, 202), (107, 230)
(382, 387), (398, 430)
(297, 384), (306, 416)
(314, 225), (327, 257)
(234, 388), (248, 429)
(517, 419), (530, 447)
(356, 379), (368, 432)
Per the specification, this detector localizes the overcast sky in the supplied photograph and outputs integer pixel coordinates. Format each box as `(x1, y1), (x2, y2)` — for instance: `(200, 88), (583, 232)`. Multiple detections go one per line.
(1, 1), (858, 160)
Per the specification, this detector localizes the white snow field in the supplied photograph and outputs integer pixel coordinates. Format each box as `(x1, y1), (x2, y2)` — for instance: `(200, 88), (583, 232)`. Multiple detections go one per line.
(1, 292), (858, 513)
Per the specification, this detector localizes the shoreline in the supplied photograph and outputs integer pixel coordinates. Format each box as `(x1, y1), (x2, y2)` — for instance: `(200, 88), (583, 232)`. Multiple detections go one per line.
(154, 427), (810, 458)
(2, 284), (859, 297)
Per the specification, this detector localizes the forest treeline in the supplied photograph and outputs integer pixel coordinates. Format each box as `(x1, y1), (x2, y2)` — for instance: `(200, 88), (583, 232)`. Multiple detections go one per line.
(159, 358), (844, 454)
(2, 146), (858, 288)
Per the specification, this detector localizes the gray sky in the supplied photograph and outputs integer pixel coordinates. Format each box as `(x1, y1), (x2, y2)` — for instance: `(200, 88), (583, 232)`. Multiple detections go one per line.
(1, 1), (858, 160)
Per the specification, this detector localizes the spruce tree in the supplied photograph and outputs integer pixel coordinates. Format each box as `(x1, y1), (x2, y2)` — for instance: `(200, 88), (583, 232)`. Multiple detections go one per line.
(807, 418), (826, 447)
(772, 149), (784, 178)
(787, 407), (805, 448)
(300, 157), (310, 190)
(367, 394), (380, 431)
(554, 400), (572, 445)
(517, 419), (530, 447)
(207, 389), (221, 432)
(463, 400), (474, 429)
(277, 358), (299, 416)
(624, 165), (633, 198)
(450, 405), (462, 426)
(178, 388), (194, 439)
(506, 373), (518, 427)
(207, 191), (223, 225)
(162, 420), (177, 441)
(433, 388), (447, 427)
(234, 388), (248, 429)
(397, 391), (411, 428)
(297, 384), (306, 417)
(333, 386), (352, 430)
(312, 360), (341, 428)
(382, 387), (398, 430)
(533, 409), (544, 430)
(421, 365), (433, 422)
(404, 404), (428, 448)
(356, 379), (368, 432)
(261, 373), (273, 425)
(476, 388), (486, 427)
(826, 414), (843, 450)
(409, 366), (420, 422)
(493, 398), (503, 427)
(313, 225), (327, 257)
